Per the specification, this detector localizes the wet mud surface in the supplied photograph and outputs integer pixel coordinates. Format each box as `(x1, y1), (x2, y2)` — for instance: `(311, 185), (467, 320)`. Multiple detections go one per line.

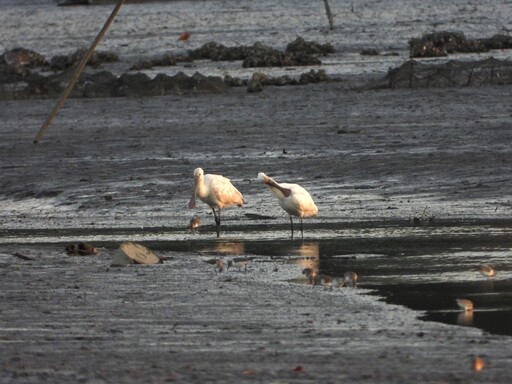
(1, 0), (512, 382)
(2, 83), (512, 382)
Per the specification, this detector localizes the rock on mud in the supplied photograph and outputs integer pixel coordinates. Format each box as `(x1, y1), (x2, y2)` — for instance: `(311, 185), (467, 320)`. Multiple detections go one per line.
(0, 48), (47, 82)
(50, 48), (119, 71)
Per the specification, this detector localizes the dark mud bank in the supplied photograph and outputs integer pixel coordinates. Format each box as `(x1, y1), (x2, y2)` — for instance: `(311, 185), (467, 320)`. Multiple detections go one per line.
(3, 32), (512, 99)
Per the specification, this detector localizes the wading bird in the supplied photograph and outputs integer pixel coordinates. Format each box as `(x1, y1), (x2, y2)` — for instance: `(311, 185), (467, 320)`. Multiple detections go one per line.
(189, 216), (201, 232)
(258, 172), (318, 238)
(302, 268), (318, 285)
(456, 298), (474, 312)
(189, 168), (245, 237)
(227, 257), (254, 271)
(478, 264), (496, 278)
(342, 271), (358, 288)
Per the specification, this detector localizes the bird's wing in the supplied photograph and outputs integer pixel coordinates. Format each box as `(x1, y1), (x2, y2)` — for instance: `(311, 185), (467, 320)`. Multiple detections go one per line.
(288, 185), (318, 216)
(209, 176), (244, 207)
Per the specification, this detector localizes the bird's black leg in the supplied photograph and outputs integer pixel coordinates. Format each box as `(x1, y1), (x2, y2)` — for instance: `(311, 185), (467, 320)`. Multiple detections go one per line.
(212, 208), (220, 237)
(300, 218), (304, 239)
(289, 215), (294, 239)
(217, 208), (222, 237)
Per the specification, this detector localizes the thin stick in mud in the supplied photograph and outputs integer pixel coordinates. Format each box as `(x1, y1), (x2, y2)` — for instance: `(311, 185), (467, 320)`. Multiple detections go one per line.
(33, 0), (126, 144)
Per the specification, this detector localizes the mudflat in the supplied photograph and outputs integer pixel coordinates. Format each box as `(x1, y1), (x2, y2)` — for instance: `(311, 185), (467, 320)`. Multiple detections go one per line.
(1, 1), (512, 382)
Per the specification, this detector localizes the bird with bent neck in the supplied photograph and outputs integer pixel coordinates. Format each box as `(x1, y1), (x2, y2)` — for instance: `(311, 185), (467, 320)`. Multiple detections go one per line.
(258, 172), (318, 238)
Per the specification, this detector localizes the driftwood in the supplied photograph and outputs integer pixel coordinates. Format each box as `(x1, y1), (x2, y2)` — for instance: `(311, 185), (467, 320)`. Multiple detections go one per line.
(111, 242), (162, 266)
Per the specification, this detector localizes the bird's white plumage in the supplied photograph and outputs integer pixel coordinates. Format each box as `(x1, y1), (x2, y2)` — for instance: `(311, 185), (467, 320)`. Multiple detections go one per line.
(276, 182), (318, 218)
(191, 168), (244, 209)
(189, 168), (244, 237)
(203, 173), (244, 208)
(258, 172), (317, 218)
(258, 172), (318, 237)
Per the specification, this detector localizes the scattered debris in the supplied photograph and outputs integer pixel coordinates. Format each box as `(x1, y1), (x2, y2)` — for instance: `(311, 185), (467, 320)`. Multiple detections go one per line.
(110, 241), (162, 266)
(12, 251), (35, 261)
(242, 369), (257, 375)
(360, 48), (380, 56)
(410, 206), (436, 226)
(65, 242), (98, 256)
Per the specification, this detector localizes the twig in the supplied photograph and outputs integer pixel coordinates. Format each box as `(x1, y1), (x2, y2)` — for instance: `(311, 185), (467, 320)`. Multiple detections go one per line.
(12, 252), (35, 261)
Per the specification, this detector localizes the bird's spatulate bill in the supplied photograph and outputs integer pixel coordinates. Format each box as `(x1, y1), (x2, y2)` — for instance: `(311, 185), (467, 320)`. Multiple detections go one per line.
(268, 178), (292, 197)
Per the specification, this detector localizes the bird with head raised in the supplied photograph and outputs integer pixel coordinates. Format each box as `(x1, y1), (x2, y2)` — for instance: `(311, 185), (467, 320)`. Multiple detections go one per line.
(257, 172), (318, 238)
(189, 168), (245, 237)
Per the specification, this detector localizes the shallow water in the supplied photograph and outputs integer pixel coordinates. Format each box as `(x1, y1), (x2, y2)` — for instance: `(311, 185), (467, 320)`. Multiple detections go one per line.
(2, 220), (512, 336)
(213, 235), (512, 337)
(11, 221), (508, 336)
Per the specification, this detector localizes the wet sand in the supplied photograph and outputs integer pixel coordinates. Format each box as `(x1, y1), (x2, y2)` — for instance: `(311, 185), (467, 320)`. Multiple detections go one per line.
(1, 0), (512, 382)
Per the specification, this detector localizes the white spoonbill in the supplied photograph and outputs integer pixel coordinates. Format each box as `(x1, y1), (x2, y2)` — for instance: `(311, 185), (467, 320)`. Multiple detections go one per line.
(189, 168), (245, 237)
(258, 172), (318, 238)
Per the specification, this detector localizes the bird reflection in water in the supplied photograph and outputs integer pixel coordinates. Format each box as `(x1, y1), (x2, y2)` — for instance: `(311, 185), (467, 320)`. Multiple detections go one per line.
(457, 310), (474, 327)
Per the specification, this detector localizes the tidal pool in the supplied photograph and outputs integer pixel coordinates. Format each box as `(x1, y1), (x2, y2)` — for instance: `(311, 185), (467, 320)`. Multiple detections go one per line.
(139, 225), (512, 337)
(3, 220), (512, 337)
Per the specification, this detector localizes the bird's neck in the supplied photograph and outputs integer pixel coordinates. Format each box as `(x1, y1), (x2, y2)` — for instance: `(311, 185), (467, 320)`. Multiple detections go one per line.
(195, 175), (207, 198)
(266, 179), (292, 198)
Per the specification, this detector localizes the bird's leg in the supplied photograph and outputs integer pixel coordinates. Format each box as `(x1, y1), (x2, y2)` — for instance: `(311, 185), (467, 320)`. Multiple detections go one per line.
(216, 208), (222, 237)
(212, 208), (221, 237)
(300, 218), (304, 239)
(289, 215), (294, 239)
